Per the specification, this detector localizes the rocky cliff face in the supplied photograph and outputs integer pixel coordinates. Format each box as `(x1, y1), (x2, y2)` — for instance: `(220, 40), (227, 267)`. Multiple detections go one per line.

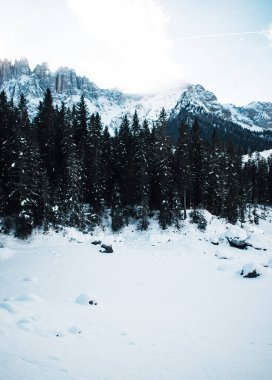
(0, 58), (271, 132)
(0, 58), (31, 82)
(225, 102), (272, 130)
(0, 58), (182, 127)
(171, 84), (272, 132)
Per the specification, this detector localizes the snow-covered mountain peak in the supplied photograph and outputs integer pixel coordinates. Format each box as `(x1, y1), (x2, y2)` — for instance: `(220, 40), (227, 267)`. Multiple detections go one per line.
(0, 58), (186, 128)
(0, 58), (271, 131)
(171, 83), (224, 118)
(171, 83), (272, 131)
(187, 84), (217, 102)
(33, 62), (50, 76)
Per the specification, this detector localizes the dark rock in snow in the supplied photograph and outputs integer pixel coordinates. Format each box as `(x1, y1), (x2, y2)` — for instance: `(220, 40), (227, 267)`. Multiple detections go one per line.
(240, 263), (262, 278)
(100, 244), (113, 253)
(246, 241), (267, 251)
(227, 238), (247, 249)
(225, 226), (247, 249)
(215, 253), (228, 259)
(241, 269), (260, 278)
(91, 240), (102, 245)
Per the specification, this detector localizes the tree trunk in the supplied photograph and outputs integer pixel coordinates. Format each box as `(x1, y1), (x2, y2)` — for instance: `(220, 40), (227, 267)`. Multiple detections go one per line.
(183, 188), (187, 220)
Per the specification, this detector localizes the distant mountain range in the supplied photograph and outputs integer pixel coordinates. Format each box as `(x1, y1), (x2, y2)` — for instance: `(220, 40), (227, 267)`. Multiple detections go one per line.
(0, 58), (272, 131)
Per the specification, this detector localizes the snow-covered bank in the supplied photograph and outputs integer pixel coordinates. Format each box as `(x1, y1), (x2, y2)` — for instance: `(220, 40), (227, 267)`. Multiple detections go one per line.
(0, 213), (272, 380)
(243, 149), (272, 163)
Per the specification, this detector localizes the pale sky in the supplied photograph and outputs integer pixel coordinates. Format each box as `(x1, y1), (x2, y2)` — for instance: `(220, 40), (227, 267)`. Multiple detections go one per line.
(0, 0), (271, 105)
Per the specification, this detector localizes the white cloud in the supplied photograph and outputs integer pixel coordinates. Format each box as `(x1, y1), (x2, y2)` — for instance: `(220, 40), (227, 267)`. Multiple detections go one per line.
(264, 24), (272, 46)
(66, 0), (183, 93)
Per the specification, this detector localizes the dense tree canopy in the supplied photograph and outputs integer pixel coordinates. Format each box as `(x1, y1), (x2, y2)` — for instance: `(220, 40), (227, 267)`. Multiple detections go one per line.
(0, 89), (271, 237)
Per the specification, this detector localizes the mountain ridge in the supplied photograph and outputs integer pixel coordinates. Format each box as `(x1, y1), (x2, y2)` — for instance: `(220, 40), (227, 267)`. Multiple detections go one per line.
(0, 58), (271, 131)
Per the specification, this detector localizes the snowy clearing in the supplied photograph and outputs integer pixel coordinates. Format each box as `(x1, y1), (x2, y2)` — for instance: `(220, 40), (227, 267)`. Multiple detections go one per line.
(0, 212), (272, 380)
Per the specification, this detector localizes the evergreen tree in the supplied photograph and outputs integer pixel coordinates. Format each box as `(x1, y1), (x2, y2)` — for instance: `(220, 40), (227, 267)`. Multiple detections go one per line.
(190, 118), (205, 207)
(86, 112), (105, 223)
(256, 156), (269, 205)
(147, 123), (159, 210)
(175, 122), (191, 219)
(136, 121), (150, 230)
(205, 129), (221, 215)
(268, 155), (272, 204)
(54, 103), (66, 195)
(0, 93), (19, 217)
(111, 183), (124, 232)
(172, 189), (183, 228)
(101, 125), (113, 205)
(74, 95), (88, 201)
(14, 95), (41, 237)
(74, 95), (88, 154)
(35, 89), (56, 186)
(62, 108), (84, 228)
(113, 115), (133, 207)
(155, 108), (173, 229)
(223, 143), (241, 224)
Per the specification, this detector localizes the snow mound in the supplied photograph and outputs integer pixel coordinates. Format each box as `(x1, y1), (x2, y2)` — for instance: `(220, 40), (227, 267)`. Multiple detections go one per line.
(149, 234), (171, 244)
(68, 326), (82, 335)
(22, 276), (39, 282)
(0, 302), (18, 313)
(15, 294), (43, 302)
(214, 250), (230, 260)
(75, 293), (97, 306)
(240, 263), (263, 278)
(209, 233), (220, 245)
(267, 258), (272, 268)
(246, 234), (267, 251)
(225, 226), (247, 249)
(0, 247), (13, 260)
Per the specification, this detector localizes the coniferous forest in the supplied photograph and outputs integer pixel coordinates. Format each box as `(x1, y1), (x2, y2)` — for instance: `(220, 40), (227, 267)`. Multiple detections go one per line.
(1, 89), (272, 238)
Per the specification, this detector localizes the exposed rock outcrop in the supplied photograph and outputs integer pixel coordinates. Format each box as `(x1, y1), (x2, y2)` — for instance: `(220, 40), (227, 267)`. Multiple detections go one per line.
(0, 58), (271, 131)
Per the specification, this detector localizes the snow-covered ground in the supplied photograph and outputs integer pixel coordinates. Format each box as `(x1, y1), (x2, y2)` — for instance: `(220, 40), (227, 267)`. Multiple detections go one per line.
(1, 211), (272, 380)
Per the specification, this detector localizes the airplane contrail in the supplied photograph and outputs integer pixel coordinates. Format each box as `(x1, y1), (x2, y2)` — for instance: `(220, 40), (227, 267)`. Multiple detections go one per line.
(175, 30), (266, 41)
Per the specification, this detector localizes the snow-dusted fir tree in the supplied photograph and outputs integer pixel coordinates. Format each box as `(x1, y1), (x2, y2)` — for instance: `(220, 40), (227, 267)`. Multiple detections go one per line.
(205, 128), (221, 215)
(190, 118), (205, 207)
(86, 112), (105, 224)
(155, 108), (173, 229)
(14, 95), (42, 237)
(268, 155), (272, 204)
(74, 95), (88, 202)
(172, 188), (183, 228)
(62, 108), (84, 229)
(131, 110), (142, 205)
(175, 122), (191, 219)
(223, 143), (241, 224)
(35, 89), (56, 186)
(101, 125), (113, 206)
(111, 183), (124, 231)
(135, 119), (150, 231)
(0, 92), (19, 219)
(256, 155), (269, 205)
(113, 115), (132, 207)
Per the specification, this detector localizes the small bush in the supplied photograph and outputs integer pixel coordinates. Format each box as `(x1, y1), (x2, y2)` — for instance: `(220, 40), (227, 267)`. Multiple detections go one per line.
(190, 208), (207, 231)
(253, 210), (259, 225)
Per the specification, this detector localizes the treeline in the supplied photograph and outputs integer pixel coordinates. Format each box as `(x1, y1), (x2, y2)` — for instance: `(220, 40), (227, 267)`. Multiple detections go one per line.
(167, 108), (272, 153)
(0, 89), (271, 238)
